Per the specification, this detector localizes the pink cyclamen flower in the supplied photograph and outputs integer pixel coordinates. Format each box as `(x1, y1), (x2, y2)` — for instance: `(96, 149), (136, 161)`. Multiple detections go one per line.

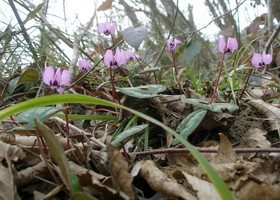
(104, 48), (127, 70)
(43, 66), (70, 94)
(124, 50), (140, 61)
(251, 51), (272, 68)
(218, 37), (238, 54)
(78, 59), (91, 72)
(98, 20), (115, 36)
(166, 38), (182, 51)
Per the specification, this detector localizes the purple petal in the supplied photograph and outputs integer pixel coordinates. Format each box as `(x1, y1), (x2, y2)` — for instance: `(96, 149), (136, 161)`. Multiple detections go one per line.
(98, 23), (105, 34)
(43, 66), (54, 86)
(262, 51), (273, 65)
(53, 67), (62, 83)
(175, 39), (182, 44)
(104, 50), (114, 67)
(251, 53), (262, 67)
(60, 69), (71, 85)
(56, 87), (64, 94)
(218, 39), (226, 53)
(110, 22), (115, 34)
(228, 37), (238, 52)
(115, 48), (127, 66)
(78, 59), (91, 71)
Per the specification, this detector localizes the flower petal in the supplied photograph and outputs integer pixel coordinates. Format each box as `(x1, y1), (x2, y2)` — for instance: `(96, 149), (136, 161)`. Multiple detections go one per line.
(43, 66), (54, 86)
(262, 51), (273, 65)
(61, 69), (71, 85)
(98, 23), (105, 34)
(228, 37), (238, 52)
(110, 22), (115, 34)
(56, 87), (64, 94)
(115, 48), (126, 66)
(53, 67), (62, 83)
(251, 53), (262, 67)
(218, 39), (226, 53)
(104, 50), (114, 67)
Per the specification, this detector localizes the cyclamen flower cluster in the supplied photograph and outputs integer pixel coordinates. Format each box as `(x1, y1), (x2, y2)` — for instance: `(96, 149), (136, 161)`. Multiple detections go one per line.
(43, 67), (70, 94)
(218, 37), (238, 54)
(166, 38), (182, 51)
(251, 51), (272, 68)
(78, 59), (91, 72)
(98, 21), (115, 36)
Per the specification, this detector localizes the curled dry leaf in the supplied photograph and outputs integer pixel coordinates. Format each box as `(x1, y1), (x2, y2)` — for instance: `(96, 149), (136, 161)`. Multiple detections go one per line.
(139, 160), (196, 200)
(97, 0), (113, 11)
(214, 133), (236, 164)
(107, 142), (135, 199)
(0, 140), (24, 200)
(247, 99), (280, 132)
(172, 170), (221, 200)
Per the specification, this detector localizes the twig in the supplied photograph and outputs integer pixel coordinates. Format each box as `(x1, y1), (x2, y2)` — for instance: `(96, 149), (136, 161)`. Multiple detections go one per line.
(8, 0), (38, 62)
(130, 147), (280, 156)
(265, 21), (280, 53)
(152, 0), (179, 69)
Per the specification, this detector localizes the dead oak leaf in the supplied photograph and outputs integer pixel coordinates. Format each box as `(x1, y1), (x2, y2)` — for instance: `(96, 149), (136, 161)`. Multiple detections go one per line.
(139, 160), (197, 200)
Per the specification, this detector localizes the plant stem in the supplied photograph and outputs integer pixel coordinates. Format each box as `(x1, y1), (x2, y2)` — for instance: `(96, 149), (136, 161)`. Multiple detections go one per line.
(171, 50), (183, 94)
(209, 50), (226, 104)
(64, 105), (70, 150)
(239, 67), (253, 100)
(109, 68), (121, 104)
(130, 147), (280, 156)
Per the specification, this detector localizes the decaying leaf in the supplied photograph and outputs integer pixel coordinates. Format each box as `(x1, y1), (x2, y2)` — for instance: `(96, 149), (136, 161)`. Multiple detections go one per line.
(97, 0), (113, 11)
(172, 170), (221, 200)
(247, 99), (280, 133)
(214, 133), (236, 164)
(139, 160), (196, 200)
(107, 141), (135, 199)
(0, 140), (23, 200)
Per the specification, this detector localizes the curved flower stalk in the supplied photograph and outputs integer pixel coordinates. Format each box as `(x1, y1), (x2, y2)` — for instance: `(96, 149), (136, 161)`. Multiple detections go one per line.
(78, 59), (91, 72)
(104, 48), (127, 104)
(166, 38), (183, 94)
(43, 66), (70, 94)
(210, 37), (238, 104)
(239, 51), (273, 99)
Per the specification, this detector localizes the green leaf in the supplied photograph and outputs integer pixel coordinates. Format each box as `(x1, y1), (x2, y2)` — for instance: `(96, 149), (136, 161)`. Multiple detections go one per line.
(183, 40), (202, 62)
(56, 114), (118, 121)
(70, 171), (82, 193)
(18, 68), (39, 83)
(71, 192), (98, 200)
(182, 98), (239, 113)
(34, 119), (72, 192)
(173, 109), (207, 145)
(23, 3), (44, 24)
(7, 77), (19, 95)
(111, 124), (148, 146)
(16, 107), (63, 129)
(116, 84), (166, 98)
(0, 94), (234, 200)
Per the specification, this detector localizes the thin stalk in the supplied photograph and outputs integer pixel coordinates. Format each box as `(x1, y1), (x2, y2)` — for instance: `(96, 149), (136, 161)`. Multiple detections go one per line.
(209, 50), (226, 104)
(171, 50), (183, 94)
(64, 105), (70, 150)
(239, 67), (253, 100)
(109, 68), (121, 105)
(130, 147), (280, 156)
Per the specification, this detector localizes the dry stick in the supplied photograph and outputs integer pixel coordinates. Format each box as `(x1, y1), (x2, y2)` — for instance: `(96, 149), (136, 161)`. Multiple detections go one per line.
(130, 147), (280, 156)
(8, 0), (38, 62)
(264, 21), (280, 53)
(63, 106), (71, 150)
(238, 67), (253, 100)
(35, 127), (62, 186)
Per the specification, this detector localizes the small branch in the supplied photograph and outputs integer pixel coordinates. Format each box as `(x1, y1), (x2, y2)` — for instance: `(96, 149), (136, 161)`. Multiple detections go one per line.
(130, 147), (280, 156)
(265, 21), (280, 53)
(8, 0), (38, 62)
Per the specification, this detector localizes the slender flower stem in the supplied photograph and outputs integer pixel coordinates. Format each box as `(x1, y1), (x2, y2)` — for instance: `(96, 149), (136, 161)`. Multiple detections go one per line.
(209, 50), (226, 104)
(111, 34), (115, 49)
(239, 67), (253, 100)
(171, 50), (183, 94)
(64, 105), (70, 150)
(109, 68), (121, 105)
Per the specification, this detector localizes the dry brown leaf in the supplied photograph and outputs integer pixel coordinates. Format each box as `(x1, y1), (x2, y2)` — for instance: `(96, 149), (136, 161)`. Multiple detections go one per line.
(16, 161), (48, 187)
(107, 142), (135, 199)
(214, 133), (236, 164)
(235, 181), (280, 200)
(0, 140), (23, 200)
(248, 99), (280, 132)
(34, 185), (63, 200)
(172, 170), (221, 200)
(139, 160), (197, 200)
(97, 0), (113, 11)
(239, 128), (271, 159)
